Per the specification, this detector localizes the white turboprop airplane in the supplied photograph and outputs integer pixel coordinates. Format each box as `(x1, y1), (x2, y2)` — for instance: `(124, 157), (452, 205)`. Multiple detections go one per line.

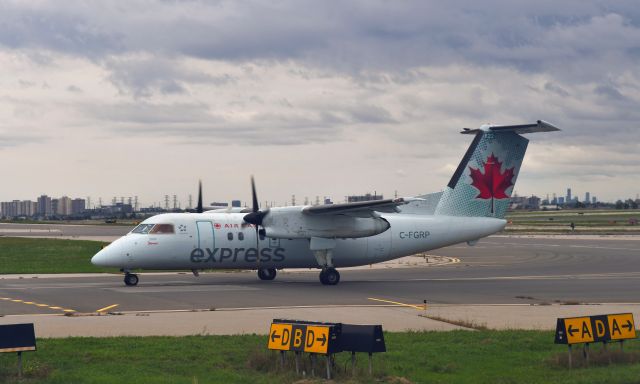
(92, 120), (559, 286)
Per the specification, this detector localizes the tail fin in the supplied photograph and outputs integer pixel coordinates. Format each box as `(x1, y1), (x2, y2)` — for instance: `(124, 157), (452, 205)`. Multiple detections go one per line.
(435, 120), (560, 219)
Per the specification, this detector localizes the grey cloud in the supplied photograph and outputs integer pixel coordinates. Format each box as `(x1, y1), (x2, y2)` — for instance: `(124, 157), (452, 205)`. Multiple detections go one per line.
(67, 85), (83, 93)
(544, 82), (570, 97)
(18, 79), (36, 88)
(84, 102), (215, 124)
(0, 133), (46, 149)
(103, 57), (235, 98)
(343, 104), (396, 124)
(83, 101), (345, 145)
(594, 84), (627, 101)
(1, 1), (639, 83)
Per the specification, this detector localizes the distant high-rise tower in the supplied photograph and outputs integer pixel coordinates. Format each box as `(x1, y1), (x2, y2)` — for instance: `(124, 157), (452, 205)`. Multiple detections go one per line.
(37, 195), (52, 216)
(566, 188), (572, 202)
(585, 192), (590, 204)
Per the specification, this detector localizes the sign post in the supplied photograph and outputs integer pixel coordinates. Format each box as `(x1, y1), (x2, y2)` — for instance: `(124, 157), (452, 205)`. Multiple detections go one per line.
(0, 323), (37, 378)
(555, 313), (636, 367)
(267, 319), (386, 378)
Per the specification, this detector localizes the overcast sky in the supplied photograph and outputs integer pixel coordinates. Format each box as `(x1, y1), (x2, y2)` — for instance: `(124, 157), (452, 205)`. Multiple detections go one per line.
(1, 0), (638, 207)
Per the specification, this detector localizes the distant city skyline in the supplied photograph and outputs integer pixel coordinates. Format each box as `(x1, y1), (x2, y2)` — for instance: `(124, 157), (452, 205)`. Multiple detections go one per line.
(1, 185), (637, 215)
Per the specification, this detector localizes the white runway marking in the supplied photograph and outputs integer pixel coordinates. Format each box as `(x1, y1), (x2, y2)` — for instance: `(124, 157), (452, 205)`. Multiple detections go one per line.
(483, 241), (640, 251)
(107, 285), (260, 293)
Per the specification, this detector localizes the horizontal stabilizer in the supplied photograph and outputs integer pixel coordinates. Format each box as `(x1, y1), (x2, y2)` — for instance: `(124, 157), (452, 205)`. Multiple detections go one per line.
(462, 120), (560, 135)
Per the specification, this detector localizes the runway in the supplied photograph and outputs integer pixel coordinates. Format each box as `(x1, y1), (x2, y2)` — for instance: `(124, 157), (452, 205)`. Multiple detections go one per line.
(1, 235), (639, 316)
(0, 222), (128, 241)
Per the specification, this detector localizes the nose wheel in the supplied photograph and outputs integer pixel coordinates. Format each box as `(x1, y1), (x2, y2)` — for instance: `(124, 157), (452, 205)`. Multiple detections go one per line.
(124, 273), (139, 286)
(319, 267), (340, 285)
(257, 268), (277, 281)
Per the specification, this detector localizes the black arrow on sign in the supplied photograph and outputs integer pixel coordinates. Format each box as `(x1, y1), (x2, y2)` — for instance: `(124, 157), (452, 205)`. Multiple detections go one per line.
(271, 330), (281, 343)
(623, 320), (633, 332)
(316, 334), (327, 346)
(567, 325), (578, 337)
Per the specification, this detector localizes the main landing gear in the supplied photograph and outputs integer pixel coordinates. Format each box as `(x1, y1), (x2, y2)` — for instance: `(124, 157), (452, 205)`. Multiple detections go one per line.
(257, 268), (277, 281)
(310, 238), (341, 286)
(124, 272), (139, 286)
(319, 267), (340, 285)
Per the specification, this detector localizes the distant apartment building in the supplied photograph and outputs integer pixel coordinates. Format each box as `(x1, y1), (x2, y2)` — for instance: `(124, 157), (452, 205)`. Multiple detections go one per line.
(56, 196), (72, 216)
(51, 199), (58, 215)
(585, 192), (591, 204)
(37, 195), (52, 216)
(566, 188), (572, 202)
(1, 201), (18, 217)
(22, 200), (37, 216)
(1, 200), (37, 217)
(231, 200), (242, 208)
(71, 198), (86, 214)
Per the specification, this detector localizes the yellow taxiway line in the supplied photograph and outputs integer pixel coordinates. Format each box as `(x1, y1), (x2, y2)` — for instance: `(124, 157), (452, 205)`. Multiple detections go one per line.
(96, 304), (119, 313)
(1, 296), (75, 313)
(367, 297), (426, 310)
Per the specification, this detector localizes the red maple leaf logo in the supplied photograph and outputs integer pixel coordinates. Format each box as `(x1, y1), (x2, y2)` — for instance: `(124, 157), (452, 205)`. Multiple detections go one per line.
(469, 153), (515, 200)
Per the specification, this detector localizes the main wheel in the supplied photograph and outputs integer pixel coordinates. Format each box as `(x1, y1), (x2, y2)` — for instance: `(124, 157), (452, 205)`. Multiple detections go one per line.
(319, 268), (340, 285)
(124, 273), (139, 286)
(257, 268), (277, 281)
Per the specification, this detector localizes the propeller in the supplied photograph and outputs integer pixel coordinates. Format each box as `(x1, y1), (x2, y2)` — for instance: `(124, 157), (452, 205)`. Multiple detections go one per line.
(196, 180), (203, 213)
(243, 176), (269, 264)
(242, 176), (268, 227)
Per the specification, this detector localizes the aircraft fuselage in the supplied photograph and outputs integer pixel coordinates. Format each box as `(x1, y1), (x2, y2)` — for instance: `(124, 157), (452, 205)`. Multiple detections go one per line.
(92, 212), (506, 270)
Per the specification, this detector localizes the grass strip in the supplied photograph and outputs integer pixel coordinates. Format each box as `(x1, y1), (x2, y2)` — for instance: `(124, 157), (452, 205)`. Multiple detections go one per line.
(0, 331), (639, 383)
(0, 237), (113, 274)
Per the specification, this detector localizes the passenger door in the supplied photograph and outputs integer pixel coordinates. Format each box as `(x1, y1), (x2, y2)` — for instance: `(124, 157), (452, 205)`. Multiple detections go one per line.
(196, 221), (214, 252)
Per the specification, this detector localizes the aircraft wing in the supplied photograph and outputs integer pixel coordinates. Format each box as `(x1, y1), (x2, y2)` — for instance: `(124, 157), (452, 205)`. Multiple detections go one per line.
(302, 198), (419, 217)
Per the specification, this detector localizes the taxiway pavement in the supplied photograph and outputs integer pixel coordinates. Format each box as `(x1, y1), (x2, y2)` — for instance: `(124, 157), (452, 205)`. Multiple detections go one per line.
(1, 235), (638, 336)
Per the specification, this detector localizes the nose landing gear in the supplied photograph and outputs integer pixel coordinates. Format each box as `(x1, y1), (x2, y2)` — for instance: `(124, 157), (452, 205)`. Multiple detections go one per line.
(124, 272), (139, 286)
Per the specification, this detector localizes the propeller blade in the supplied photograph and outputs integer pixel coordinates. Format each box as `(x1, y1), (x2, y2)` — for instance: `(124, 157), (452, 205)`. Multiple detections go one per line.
(251, 176), (259, 213)
(196, 180), (203, 213)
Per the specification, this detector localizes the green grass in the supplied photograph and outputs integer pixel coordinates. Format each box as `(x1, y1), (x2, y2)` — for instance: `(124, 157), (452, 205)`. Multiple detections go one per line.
(0, 237), (114, 274)
(505, 210), (640, 233)
(1, 331), (639, 383)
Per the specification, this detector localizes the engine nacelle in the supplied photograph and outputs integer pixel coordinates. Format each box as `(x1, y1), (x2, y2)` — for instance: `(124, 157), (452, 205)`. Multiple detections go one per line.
(262, 206), (390, 239)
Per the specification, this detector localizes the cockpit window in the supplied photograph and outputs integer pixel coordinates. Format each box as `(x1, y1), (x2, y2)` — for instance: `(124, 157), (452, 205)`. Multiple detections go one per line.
(132, 224), (154, 234)
(149, 224), (175, 234)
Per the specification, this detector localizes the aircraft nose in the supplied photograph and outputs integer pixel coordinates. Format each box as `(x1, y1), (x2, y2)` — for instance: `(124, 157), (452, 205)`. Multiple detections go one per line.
(91, 248), (109, 266)
(91, 240), (128, 268)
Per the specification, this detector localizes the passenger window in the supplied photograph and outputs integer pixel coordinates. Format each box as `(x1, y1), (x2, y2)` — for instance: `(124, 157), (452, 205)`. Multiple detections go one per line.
(149, 224), (175, 234)
(227, 232), (233, 241)
(238, 232), (244, 241)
